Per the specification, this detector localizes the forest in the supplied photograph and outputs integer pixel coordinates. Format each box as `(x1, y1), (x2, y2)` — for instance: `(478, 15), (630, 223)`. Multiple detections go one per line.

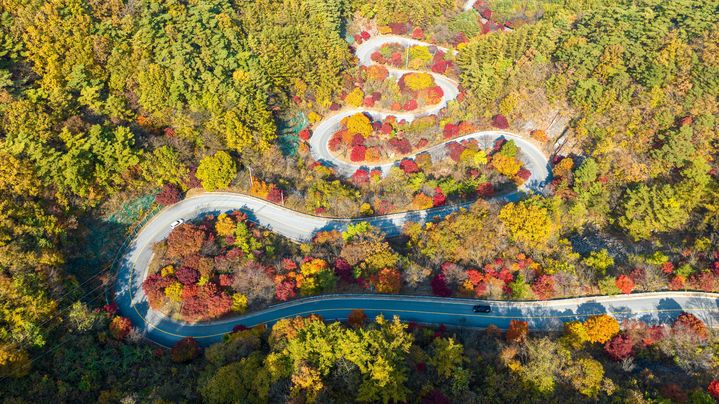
(0, 0), (717, 401)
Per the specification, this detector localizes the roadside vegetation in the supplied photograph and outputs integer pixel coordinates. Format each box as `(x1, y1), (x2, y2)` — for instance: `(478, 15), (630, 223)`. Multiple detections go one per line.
(0, 0), (716, 400)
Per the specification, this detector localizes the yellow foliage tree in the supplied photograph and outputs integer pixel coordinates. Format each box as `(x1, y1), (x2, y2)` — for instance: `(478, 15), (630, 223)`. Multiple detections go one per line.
(215, 213), (236, 237)
(345, 113), (373, 137)
(562, 321), (589, 349)
(402, 72), (435, 91)
(498, 197), (555, 248)
(165, 282), (183, 302)
(583, 314), (619, 344)
(411, 192), (434, 210)
(232, 293), (248, 313)
(491, 153), (521, 177)
(345, 87), (365, 107)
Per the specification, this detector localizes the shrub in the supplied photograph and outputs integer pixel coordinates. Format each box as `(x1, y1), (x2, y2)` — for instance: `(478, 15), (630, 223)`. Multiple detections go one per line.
(171, 337), (200, 363)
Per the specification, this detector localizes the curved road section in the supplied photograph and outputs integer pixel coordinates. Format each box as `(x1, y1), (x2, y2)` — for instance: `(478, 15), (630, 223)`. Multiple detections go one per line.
(114, 35), (719, 346)
(115, 192), (719, 346)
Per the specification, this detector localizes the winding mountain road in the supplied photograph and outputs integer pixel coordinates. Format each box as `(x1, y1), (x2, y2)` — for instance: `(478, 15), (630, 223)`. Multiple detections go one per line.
(114, 34), (719, 347)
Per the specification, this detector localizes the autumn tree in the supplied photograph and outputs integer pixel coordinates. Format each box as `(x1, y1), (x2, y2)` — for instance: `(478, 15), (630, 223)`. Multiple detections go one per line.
(196, 151), (237, 191)
(506, 320), (529, 343)
(499, 196), (557, 249)
(171, 337), (200, 363)
(583, 314), (620, 344)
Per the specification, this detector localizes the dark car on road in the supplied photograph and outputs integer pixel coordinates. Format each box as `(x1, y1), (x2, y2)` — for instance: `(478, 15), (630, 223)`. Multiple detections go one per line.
(473, 305), (491, 313)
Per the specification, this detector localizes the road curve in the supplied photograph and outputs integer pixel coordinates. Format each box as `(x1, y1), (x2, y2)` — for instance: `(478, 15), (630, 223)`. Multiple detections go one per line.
(114, 191), (719, 346)
(114, 34), (719, 346)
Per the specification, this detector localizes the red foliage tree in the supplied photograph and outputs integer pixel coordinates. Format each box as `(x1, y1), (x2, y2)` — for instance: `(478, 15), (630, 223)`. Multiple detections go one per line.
(171, 337), (200, 363)
(389, 22), (408, 35)
(431, 273), (452, 297)
(351, 168), (370, 186)
(328, 133), (342, 151)
(267, 186), (283, 204)
(380, 122), (393, 134)
(432, 60), (447, 74)
(615, 275), (635, 294)
(389, 137), (412, 154)
(531, 274), (555, 300)
(275, 280), (297, 301)
(491, 114), (509, 129)
(516, 167), (531, 182)
(443, 123), (459, 139)
(360, 31), (370, 40)
(446, 142), (465, 162)
(350, 145), (367, 162)
(660, 384), (688, 403)
(142, 274), (173, 307)
(298, 128), (311, 141)
(708, 380), (719, 400)
(403, 99), (418, 111)
(156, 183), (182, 206)
(351, 133), (366, 146)
(411, 27), (424, 39)
(422, 389), (451, 404)
(176, 267), (200, 285)
(428, 86), (444, 99)
(668, 275), (685, 290)
(604, 333), (633, 361)
(690, 271), (717, 292)
(432, 188), (446, 207)
(400, 159), (420, 174)
(477, 182), (494, 197)
(673, 312), (708, 341)
(334, 258), (354, 283)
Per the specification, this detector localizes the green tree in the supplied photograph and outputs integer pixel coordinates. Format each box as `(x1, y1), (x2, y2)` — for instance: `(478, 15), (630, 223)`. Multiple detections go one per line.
(200, 352), (270, 404)
(196, 151), (237, 191)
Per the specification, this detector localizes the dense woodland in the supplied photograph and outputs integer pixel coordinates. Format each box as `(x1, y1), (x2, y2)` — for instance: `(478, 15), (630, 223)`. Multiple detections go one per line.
(0, 0), (718, 401)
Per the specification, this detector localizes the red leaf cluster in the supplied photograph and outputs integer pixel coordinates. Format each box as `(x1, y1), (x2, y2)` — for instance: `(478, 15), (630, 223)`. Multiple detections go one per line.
(400, 159), (420, 174)
(492, 114), (509, 129)
(604, 333), (633, 361)
(350, 145), (367, 162)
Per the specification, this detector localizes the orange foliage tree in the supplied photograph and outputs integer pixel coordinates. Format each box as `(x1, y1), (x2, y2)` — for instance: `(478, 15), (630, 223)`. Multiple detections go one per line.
(348, 309), (368, 329)
(506, 320), (529, 343)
